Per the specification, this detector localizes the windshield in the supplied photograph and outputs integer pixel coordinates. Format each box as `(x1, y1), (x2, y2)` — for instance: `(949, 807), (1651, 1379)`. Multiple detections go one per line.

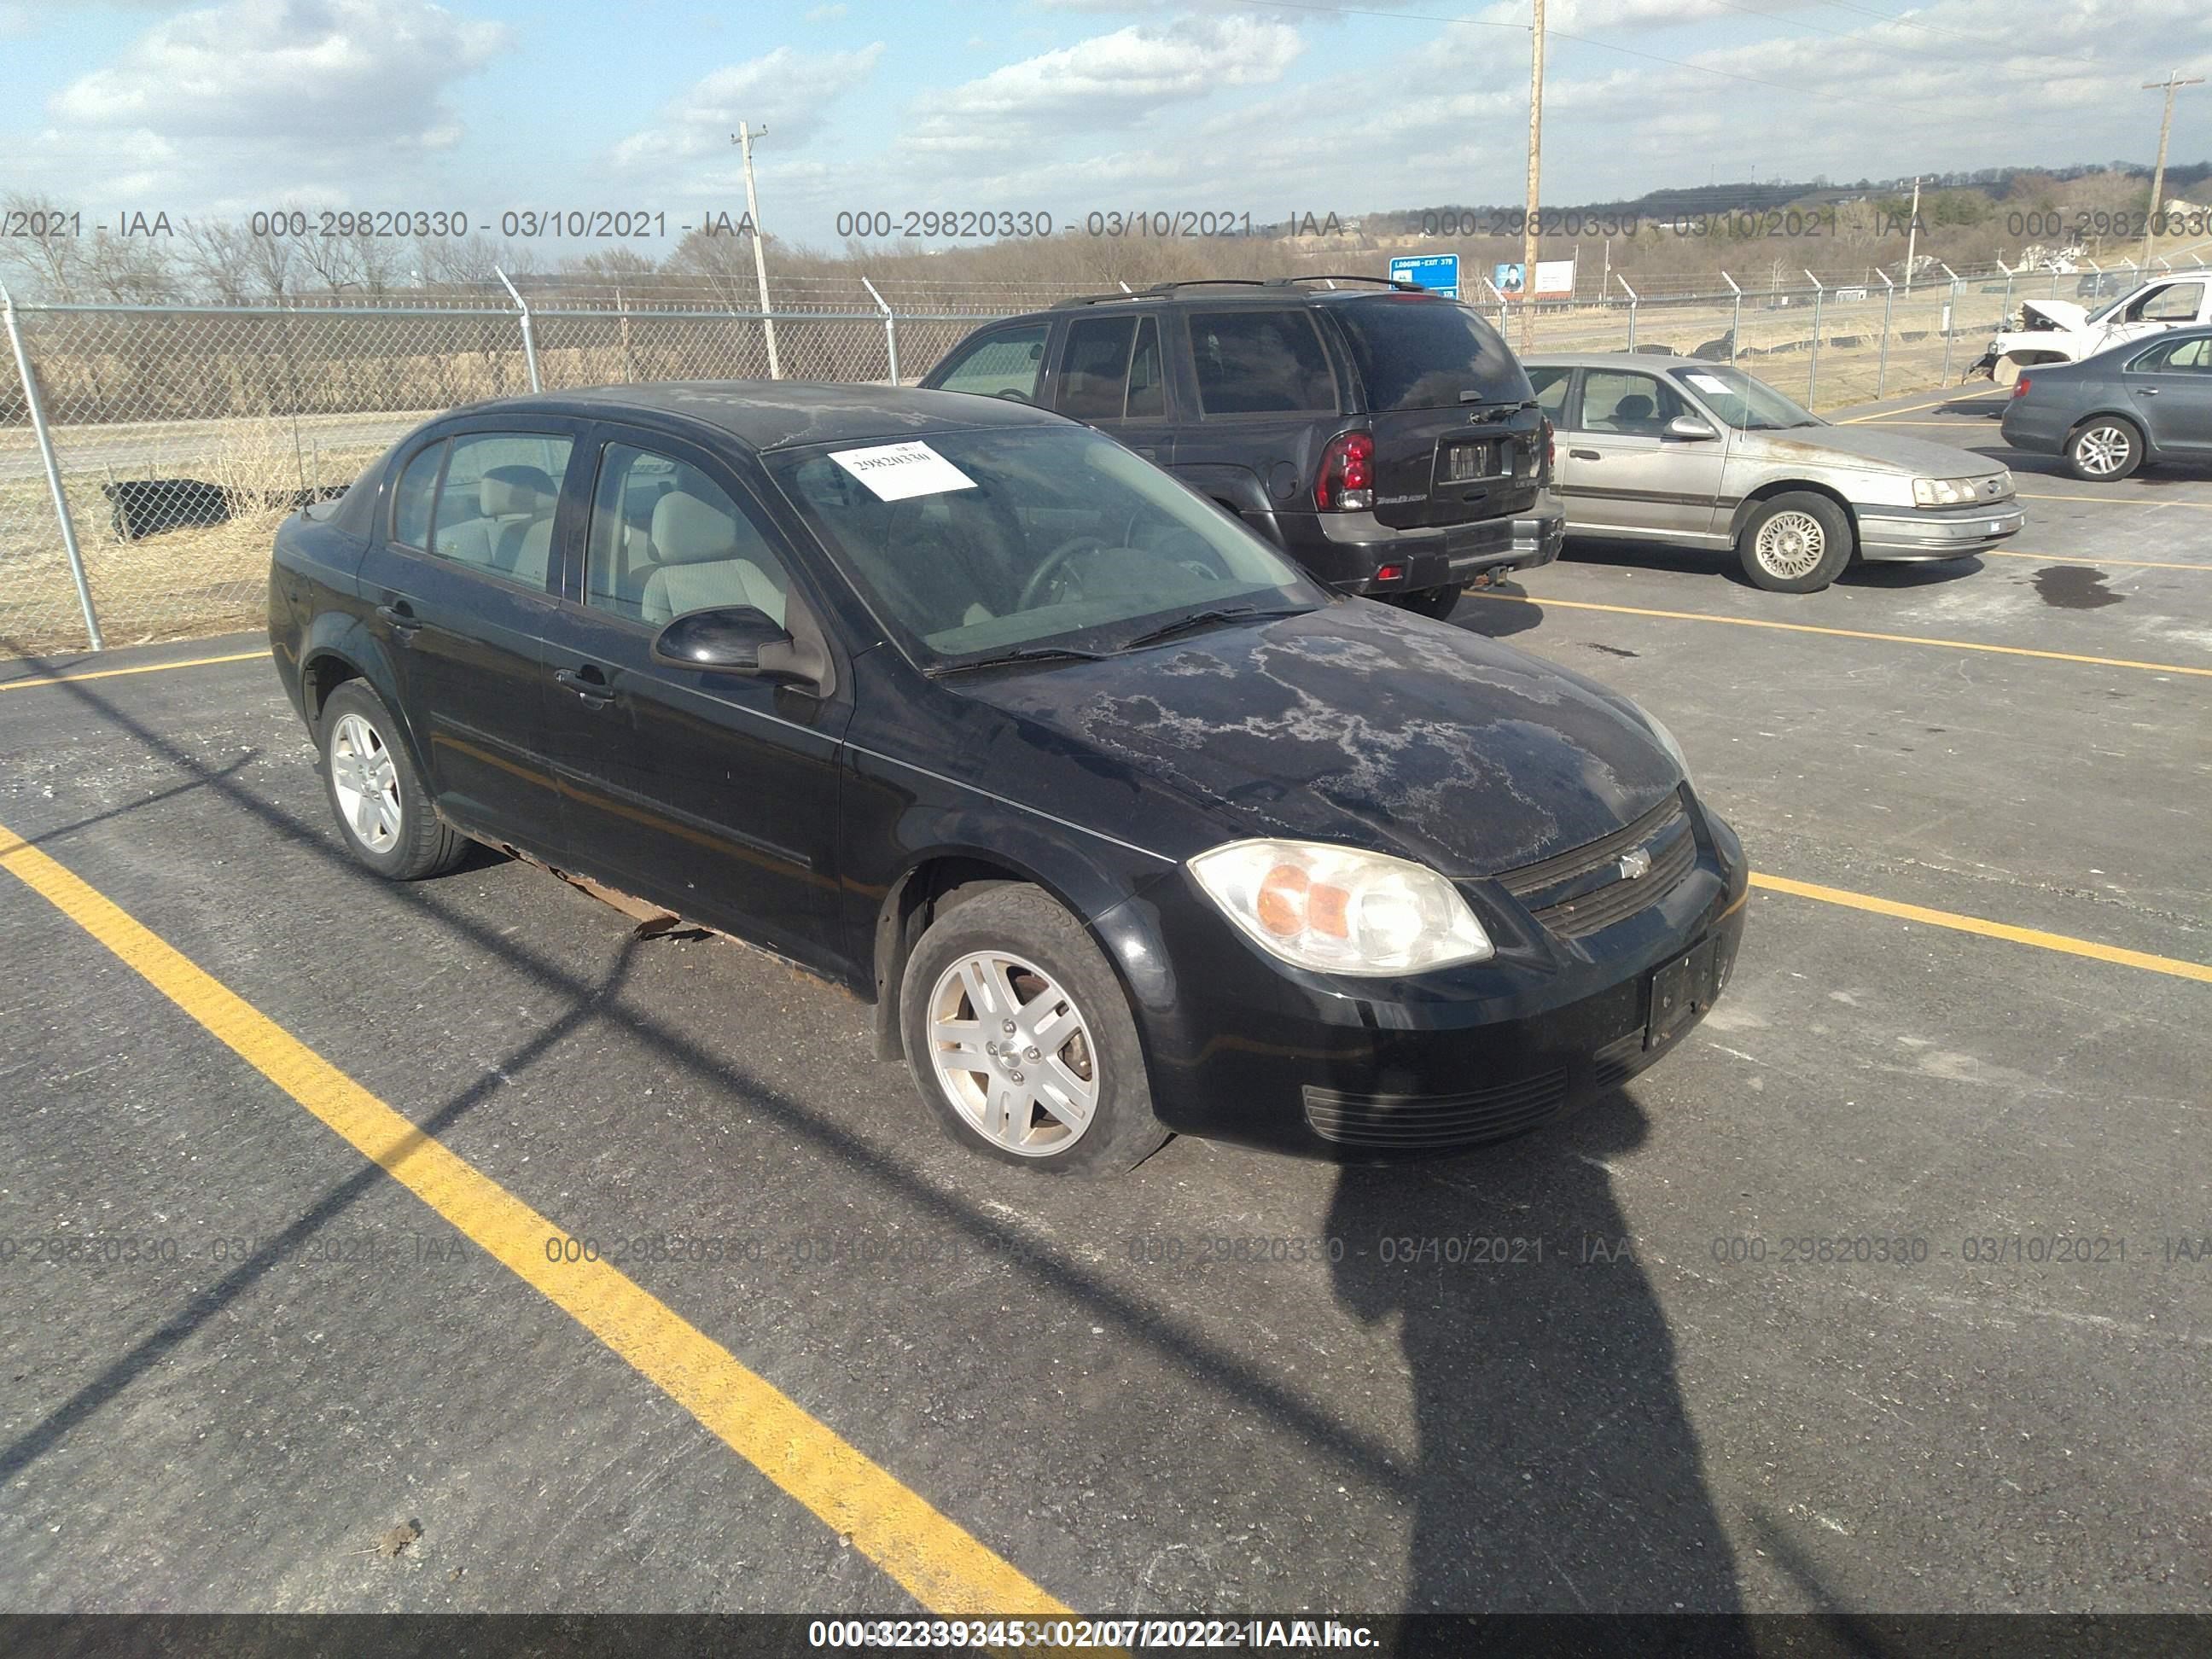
(1331, 295), (1534, 410)
(1668, 364), (1821, 430)
(766, 426), (1327, 668)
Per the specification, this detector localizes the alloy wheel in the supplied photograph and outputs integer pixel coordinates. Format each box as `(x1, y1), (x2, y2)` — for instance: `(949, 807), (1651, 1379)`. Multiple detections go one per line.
(2074, 424), (2133, 478)
(927, 949), (1098, 1156)
(1754, 510), (1826, 579)
(329, 713), (403, 853)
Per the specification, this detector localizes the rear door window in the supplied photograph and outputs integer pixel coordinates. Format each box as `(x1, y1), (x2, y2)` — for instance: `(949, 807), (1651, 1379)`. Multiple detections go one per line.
(1330, 296), (1532, 410)
(1186, 308), (1337, 415)
(933, 323), (1051, 401)
(1525, 365), (1572, 423)
(1057, 317), (1138, 420)
(427, 432), (574, 590)
(390, 441), (444, 550)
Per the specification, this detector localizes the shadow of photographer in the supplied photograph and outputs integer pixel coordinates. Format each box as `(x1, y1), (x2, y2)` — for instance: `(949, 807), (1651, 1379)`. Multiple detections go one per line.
(1324, 1090), (1748, 1625)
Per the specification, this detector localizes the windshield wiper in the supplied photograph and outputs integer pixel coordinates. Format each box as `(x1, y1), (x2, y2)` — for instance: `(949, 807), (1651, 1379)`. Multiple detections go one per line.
(926, 645), (1108, 678)
(1118, 606), (1304, 651)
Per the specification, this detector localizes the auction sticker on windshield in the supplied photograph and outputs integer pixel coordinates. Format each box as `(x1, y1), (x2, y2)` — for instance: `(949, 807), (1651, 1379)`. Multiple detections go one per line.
(1685, 372), (1733, 395)
(829, 440), (978, 502)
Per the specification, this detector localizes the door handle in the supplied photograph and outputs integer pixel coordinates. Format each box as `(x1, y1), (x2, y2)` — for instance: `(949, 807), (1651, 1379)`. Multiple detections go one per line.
(375, 602), (421, 636)
(1569, 448), (1601, 460)
(2139, 387), (2162, 395)
(553, 667), (614, 707)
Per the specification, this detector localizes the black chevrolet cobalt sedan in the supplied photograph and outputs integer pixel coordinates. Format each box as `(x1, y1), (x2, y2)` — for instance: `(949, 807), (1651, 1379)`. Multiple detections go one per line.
(271, 382), (1745, 1173)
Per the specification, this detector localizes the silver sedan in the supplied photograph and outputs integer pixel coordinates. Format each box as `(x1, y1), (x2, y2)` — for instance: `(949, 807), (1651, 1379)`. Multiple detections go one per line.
(1521, 353), (2023, 591)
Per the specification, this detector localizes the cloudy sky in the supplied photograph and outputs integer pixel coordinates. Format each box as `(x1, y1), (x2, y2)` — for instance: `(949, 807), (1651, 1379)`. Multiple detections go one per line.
(4, 0), (2209, 249)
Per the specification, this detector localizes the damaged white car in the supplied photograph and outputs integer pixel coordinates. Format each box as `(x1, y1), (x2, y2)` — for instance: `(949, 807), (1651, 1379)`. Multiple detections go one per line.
(1970, 276), (2211, 386)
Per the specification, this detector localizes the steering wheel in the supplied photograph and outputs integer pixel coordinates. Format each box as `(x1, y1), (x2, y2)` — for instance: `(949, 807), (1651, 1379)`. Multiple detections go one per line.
(994, 387), (1035, 405)
(1019, 534), (1108, 609)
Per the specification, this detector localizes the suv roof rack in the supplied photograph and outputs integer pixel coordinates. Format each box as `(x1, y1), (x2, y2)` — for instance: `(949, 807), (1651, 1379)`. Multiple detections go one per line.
(1051, 279), (1270, 309)
(1050, 276), (1425, 309)
(1263, 275), (1425, 292)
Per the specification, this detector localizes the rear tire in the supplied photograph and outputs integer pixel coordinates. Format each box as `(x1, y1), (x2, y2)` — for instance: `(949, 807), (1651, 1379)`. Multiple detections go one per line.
(2065, 416), (2143, 481)
(1392, 584), (1465, 620)
(899, 884), (1167, 1175)
(318, 680), (466, 881)
(1737, 492), (1853, 592)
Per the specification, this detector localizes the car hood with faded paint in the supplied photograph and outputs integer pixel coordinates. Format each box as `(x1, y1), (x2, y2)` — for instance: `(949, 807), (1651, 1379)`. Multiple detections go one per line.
(1738, 423), (2010, 480)
(950, 599), (1682, 879)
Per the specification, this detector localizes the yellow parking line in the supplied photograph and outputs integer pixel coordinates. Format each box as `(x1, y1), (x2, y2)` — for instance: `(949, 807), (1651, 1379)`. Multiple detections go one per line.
(1981, 549), (2212, 572)
(1476, 592), (2212, 678)
(0, 820), (1068, 1617)
(0, 649), (271, 692)
(1837, 393), (2005, 423)
(2019, 489), (2212, 509)
(1750, 872), (2212, 985)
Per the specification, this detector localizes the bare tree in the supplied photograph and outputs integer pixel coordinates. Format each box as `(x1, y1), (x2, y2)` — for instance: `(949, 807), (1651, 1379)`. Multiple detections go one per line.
(0, 192), (88, 299)
(180, 218), (258, 304)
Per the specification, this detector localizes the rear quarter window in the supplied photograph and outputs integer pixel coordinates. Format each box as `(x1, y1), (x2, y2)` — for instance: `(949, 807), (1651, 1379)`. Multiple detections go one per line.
(1186, 309), (1338, 416)
(1331, 298), (1533, 411)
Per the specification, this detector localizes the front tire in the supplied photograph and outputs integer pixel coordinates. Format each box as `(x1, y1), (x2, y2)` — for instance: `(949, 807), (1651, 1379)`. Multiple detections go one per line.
(318, 679), (466, 881)
(2065, 416), (2143, 481)
(1737, 492), (1853, 592)
(899, 885), (1167, 1174)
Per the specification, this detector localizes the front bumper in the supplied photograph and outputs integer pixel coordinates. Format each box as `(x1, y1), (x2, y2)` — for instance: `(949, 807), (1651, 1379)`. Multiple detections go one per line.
(1857, 502), (2025, 561)
(1288, 492), (1566, 597)
(1094, 793), (1748, 1157)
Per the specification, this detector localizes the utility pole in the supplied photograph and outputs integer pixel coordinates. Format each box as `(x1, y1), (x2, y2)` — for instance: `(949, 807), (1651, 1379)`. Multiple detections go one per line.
(1901, 175), (1922, 296)
(2141, 69), (2204, 265)
(1520, 0), (1545, 352)
(731, 122), (782, 379)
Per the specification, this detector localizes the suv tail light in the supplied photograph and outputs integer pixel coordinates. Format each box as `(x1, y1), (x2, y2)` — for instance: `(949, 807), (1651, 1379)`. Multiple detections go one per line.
(2011, 375), (2032, 399)
(1542, 416), (1556, 475)
(1315, 430), (1376, 511)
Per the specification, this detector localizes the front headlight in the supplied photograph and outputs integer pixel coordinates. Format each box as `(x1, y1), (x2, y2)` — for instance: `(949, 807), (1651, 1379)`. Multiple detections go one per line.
(1188, 840), (1494, 975)
(1912, 474), (1993, 507)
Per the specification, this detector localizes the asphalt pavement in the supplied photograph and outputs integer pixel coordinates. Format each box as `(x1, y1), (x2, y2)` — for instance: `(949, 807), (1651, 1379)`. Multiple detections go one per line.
(1, 385), (2207, 1617)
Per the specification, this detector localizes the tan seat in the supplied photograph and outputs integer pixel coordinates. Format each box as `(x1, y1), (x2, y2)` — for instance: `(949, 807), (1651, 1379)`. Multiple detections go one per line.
(637, 489), (788, 626)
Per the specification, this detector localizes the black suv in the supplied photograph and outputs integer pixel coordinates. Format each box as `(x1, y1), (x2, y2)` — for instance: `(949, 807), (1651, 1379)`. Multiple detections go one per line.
(920, 276), (1565, 616)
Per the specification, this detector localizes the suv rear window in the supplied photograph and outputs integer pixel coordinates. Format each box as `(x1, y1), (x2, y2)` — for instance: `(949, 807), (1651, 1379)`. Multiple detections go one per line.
(1330, 297), (1532, 411)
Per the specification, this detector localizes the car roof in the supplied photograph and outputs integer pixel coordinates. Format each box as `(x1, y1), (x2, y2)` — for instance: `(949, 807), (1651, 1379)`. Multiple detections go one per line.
(1518, 351), (1699, 369)
(447, 380), (1068, 452)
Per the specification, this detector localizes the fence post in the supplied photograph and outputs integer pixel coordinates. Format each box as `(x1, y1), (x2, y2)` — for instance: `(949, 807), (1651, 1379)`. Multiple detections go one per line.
(860, 275), (899, 386)
(496, 266), (542, 393)
(1938, 263), (1959, 383)
(1616, 274), (1638, 350)
(1482, 277), (1508, 332)
(1996, 258), (2013, 325)
(1, 283), (102, 651)
(1876, 271), (1895, 398)
(1802, 270), (1825, 407)
(1721, 271), (1742, 363)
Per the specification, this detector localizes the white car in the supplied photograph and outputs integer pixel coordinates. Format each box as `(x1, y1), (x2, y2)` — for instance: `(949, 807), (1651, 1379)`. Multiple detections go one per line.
(1972, 275), (2212, 386)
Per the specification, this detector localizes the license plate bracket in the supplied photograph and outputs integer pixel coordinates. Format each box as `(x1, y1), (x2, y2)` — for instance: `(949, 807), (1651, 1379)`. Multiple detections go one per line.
(1645, 935), (1721, 1051)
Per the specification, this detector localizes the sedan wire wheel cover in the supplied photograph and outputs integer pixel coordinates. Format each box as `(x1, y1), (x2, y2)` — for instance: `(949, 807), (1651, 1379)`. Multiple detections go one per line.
(2073, 424), (2133, 477)
(1754, 509), (1827, 579)
(329, 713), (403, 853)
(928, 951), (1098, 1156)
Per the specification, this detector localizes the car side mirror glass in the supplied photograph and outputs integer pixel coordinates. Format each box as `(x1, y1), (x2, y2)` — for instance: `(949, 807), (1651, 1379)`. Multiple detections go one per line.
(1665, 415), (1719, 441)
(651, 605), (789, 674)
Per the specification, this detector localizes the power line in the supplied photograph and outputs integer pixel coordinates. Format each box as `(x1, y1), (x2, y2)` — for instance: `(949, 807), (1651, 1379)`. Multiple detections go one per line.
(1812, 0), (1991, 46)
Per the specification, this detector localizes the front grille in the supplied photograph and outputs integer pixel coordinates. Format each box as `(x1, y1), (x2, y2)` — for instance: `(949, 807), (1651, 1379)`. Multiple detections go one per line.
(1497, 791), (1697, 941)
(1303, 1068), (1569, 1149)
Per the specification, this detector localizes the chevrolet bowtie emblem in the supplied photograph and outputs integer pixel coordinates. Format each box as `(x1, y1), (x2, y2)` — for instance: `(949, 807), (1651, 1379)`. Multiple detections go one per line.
(1618, 847), (1653, 880)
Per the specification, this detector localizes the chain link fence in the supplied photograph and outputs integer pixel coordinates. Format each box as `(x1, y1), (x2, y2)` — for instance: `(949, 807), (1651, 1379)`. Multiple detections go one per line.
(0, 262), (2124, 655)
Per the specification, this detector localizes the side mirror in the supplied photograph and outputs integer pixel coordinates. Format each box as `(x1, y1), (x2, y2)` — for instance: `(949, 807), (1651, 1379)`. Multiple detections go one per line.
(652, 605), (828, 688)
(1664, 415), (1719, 441)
